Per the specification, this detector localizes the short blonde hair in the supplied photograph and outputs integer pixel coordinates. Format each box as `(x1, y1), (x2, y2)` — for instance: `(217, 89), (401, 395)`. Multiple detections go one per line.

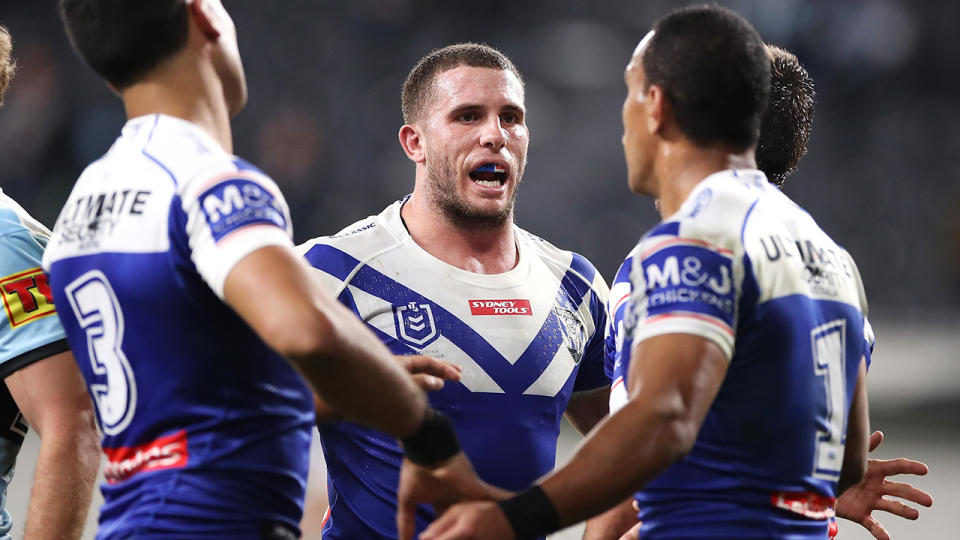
(0, 25), (15, 107)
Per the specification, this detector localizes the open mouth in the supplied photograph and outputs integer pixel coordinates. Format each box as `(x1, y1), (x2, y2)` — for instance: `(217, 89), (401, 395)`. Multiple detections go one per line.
(469, 163), (507, 187)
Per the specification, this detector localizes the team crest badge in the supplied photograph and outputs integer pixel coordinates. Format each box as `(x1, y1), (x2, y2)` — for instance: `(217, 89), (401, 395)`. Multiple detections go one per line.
(393, 301), (440, 348)
(554, 306), (586, 364)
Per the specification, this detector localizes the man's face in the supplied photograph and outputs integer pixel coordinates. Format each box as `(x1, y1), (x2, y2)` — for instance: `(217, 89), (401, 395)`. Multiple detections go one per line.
(622, 32), (655, 196)
(417, 65), (528, 229)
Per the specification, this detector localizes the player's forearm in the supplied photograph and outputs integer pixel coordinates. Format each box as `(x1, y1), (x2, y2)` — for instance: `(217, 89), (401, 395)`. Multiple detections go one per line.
(582, 497), (637, 540)
(541, 395), (696, 530)
(837, 360), (870, 495)
(224, 246), (428, 437)
(291, 304), (427, 438)
(24, 422), (100, 539)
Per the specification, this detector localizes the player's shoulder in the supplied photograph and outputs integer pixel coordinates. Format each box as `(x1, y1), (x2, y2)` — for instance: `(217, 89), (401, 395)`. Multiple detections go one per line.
(639, 169), (767, 258)
(612, 244), (643, 286)
(517, 226), (607, 295)
(128, 114), (254, 190)
(297, 214), (380, 255)
(0, 192), (25, 238)
(0, 191), (49, 252)
(296, 202), (401, 271)
(607, 244), (643, 316)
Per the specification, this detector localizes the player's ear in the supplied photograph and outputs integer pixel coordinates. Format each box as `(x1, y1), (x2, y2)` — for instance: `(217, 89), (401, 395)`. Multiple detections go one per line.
(188, 0), (221, 41)
(398, 124), (425, 164)
(646, 84), (666, 135)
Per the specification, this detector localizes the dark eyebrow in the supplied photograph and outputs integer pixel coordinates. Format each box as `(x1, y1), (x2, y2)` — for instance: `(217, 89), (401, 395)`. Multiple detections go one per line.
(447, 103), (526, 119)
(502, 104), (525, 116)
(448, 104), (483, 118)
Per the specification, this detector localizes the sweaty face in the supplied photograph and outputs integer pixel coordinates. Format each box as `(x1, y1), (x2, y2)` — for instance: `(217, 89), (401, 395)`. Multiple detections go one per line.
(622, 32), (655, 196)
(419, 66), (528, 230)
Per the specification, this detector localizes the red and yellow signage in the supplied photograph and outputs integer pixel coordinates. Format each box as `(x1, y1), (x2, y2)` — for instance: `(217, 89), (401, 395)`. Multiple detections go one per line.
(1, 267), (57, 328)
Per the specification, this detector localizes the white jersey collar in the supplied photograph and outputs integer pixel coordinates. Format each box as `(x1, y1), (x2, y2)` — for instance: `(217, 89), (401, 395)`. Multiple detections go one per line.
(376, 198), (532, 288)
(121, 113), (227, 156)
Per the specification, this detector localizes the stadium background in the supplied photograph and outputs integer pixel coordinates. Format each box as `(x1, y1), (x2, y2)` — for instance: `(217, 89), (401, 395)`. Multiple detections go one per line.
(2, 0), (956, 537)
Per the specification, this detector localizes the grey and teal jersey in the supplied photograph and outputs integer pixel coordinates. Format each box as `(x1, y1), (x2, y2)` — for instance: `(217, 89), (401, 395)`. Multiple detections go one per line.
(611, 170), (872, 539)
(0, 188), (70, 540)
(298, 199), (609, 539)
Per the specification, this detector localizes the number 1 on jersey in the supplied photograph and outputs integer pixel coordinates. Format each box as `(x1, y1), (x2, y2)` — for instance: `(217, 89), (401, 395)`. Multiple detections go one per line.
(811, 319), (847, 481)
(65, 270), (137, 436)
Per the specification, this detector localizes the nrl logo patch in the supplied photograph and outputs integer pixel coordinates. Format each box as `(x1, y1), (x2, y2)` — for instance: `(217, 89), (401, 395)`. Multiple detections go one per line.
(393, 301), (440, 348)
(554, 306), (586, 364)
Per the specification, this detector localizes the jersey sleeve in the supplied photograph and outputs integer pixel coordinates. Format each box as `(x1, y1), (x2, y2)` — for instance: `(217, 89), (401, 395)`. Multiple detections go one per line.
(177, 166), (294, 299)
(605, 255), (634, 412)
(572, 264), (611, 392)
(0, 229), (69, 379)
(627, 235), (740, 360)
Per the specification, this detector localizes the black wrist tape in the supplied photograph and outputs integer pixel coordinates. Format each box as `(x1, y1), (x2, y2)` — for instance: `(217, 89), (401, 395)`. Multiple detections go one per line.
(401, 408), (460, 465)
(497, 485), (560, 540)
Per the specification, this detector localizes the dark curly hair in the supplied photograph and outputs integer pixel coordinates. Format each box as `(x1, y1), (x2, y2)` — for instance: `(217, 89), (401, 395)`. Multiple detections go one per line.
(757, 45), (815, 187)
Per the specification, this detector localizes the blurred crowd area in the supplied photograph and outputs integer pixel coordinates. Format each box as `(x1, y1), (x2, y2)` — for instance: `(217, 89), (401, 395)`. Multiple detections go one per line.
(1, 0), (959, 318)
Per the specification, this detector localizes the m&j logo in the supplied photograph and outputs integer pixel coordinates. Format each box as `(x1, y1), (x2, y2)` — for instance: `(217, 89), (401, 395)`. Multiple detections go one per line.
(393, 301), (440, 348)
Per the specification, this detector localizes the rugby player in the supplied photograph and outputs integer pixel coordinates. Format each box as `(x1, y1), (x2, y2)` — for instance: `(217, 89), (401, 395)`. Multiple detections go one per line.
(407, 6), (876, 538)
(297, 43), (611, 540)
(0, 23), (99, 540)
(46, 1), (469, 537)
(596, 44), (932, 540)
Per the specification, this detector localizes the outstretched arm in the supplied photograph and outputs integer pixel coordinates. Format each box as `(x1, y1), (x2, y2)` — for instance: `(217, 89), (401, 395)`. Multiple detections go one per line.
(418, 333), (728, 540)
(837, 358), (870, 496)
(225, 245), (432, 438)
(5, 350), (100, 540)
(836, 431), (934, 540)
(314, 355), (462, 424)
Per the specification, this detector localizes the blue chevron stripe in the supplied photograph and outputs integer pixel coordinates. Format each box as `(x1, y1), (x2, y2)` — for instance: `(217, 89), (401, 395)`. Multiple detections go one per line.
(303, 244), (596, 394)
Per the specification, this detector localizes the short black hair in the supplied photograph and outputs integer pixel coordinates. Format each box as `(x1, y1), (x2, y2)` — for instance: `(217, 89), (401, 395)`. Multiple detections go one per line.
(60, 0), (189, 90)
(402, 43), (523, 124)
(757, 46), (815, 187)
(0, 25), (15, 107)
(643, 5), (770, 150)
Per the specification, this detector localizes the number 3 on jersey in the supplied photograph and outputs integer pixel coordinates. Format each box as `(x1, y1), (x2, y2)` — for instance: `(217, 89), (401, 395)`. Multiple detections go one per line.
(65, 270), (137, 436)
(811, 319), (847, 481)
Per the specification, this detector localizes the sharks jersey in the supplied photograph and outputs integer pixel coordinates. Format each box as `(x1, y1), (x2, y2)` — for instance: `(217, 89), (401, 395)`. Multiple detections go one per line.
(298, 199), (609, 539)
(613, 170), (871, 539)
(1, 189), (70, 540)
(42, 114), (314, 539)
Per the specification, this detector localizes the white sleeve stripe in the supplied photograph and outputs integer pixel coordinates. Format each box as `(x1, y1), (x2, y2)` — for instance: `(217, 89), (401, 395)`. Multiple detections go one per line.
(215, 223), (289, 246)
(204, 228), (294, 298)
(634, 317), (735, 360)
(642, 312), (734, 337)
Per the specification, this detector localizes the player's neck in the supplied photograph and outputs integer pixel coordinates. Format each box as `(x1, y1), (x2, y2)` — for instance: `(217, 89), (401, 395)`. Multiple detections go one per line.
(400, 195), (518, 275)
(655, 144), (756, 217)
(121, 69), (234, 155)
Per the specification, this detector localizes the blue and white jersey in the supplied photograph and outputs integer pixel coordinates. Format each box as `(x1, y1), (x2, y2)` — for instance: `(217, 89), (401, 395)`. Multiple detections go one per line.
(42, 115), (314, 539)
(0, 189), (69, 540)
(298, 199), (609, 539)
(615, 170), (872, 539)
(604, 244), (642, 414)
